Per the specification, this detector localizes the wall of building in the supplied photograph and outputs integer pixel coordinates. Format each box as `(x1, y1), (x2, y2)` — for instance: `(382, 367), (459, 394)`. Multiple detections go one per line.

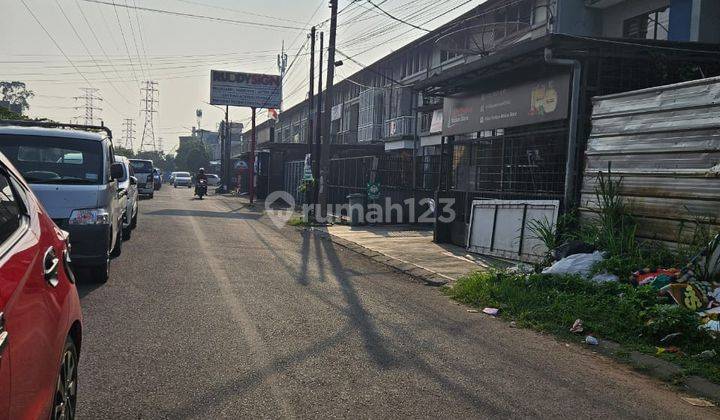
(556, 0), (601, 36)
(693, 0), (720, 43)
(600, 0), (670, 37)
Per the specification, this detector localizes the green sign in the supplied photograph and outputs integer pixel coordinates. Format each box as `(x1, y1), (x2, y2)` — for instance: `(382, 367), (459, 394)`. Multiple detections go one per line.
(302, 154), (314, 181)
(367, 181), (381, 200)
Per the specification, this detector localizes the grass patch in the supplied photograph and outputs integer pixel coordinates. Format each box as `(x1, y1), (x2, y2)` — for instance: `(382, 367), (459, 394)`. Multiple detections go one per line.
(446, 271), (720, 383)
(288, 216), (310, 227)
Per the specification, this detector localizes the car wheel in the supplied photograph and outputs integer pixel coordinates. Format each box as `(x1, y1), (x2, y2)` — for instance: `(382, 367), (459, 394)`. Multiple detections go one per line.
(122, 224), (132, 240)
(52, 336), (78, 420)
(130, 211), (138, 229)
(90, 261), (109, 283)
(110, 230), (122, 258)
(149, 192), (154, 199)
(173, 184), (177, 188)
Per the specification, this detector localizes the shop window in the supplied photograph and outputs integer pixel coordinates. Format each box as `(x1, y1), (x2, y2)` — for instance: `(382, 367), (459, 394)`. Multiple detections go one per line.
(623, 8), (670, 40)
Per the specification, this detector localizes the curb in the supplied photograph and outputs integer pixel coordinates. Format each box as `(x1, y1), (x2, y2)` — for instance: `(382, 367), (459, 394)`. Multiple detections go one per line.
(593, 338), (720, 403)
(305, 227), (452, 287)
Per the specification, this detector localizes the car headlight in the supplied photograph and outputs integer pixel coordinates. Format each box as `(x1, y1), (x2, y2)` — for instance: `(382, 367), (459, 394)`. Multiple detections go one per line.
(68, 208), (110, 225)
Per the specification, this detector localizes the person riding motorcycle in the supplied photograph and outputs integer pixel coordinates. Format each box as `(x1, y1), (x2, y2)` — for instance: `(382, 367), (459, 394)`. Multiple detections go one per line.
(195, 168), (208, 198)
(195, 168), (208, 183)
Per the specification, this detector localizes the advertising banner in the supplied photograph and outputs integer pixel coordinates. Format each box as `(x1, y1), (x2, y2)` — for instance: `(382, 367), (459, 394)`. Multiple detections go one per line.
(442, 73), (570, 136)
(210, 70), (282, 109)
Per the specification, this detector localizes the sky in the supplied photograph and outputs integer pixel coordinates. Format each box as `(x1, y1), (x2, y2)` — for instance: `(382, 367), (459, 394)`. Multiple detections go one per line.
(2, 0), (480, 153)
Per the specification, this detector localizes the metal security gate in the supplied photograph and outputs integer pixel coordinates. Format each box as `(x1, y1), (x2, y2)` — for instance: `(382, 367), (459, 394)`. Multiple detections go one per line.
(283, 160), (304, 206)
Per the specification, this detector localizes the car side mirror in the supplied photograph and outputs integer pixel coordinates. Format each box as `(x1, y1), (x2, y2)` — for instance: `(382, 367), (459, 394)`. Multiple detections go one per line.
(110, 162), (124, 180)
(129, 176), (137, 185)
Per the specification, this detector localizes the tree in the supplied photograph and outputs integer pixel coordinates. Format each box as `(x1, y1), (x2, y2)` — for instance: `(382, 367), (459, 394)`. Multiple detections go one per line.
(1, 81), (34, 112)
(114, 146), (135, 159)
(175, 138), (209, 173)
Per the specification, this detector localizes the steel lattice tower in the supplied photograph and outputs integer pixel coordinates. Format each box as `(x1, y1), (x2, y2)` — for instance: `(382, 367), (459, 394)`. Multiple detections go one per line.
(122, 118), (136, 150)
(139, 81), (159, 152)
(74, 88), (102, 126)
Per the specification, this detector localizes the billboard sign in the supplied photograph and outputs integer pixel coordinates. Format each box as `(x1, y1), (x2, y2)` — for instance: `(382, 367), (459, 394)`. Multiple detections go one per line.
(442, 73), (570, 136)
(210, 70), (282, 109)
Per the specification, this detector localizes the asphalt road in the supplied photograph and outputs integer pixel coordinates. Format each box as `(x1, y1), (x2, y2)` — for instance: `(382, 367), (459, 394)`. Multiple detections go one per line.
(76, 187), (718, 419)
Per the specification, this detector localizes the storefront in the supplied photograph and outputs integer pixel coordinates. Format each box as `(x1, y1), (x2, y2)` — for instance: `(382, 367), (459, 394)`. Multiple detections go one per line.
(416, 34), (720, 247)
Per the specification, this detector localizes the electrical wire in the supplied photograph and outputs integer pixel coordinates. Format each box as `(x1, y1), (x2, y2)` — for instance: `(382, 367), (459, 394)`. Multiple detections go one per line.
(366, 0), (430, 32)
(81, 0), (307, 31)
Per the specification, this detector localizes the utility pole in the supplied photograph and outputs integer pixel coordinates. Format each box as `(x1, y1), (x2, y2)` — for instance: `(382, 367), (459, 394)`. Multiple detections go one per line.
(140, 80), (159, 152)
(122, 118), (136, 150)
(313, 31), (324, 207)
(74, 87), (102, 126)
(305, 27), (316, 206)
(318, 0), (338, 219)
(249, 107), (256, 204)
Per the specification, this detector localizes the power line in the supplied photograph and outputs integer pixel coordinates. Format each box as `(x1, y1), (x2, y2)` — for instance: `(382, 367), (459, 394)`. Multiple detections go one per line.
(19, 0), (96, 89)
(365, 0), (430, 32)
(123, 0), (149, 81)
(168, 0), (307, 25)
(81, 0), (307, 30)
(53, 0), (133, 110)
(111, 0), (141, 89)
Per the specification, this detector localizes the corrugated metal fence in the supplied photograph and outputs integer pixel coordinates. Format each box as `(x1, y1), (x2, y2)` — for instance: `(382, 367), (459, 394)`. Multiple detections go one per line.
(581, 76), (720, 243)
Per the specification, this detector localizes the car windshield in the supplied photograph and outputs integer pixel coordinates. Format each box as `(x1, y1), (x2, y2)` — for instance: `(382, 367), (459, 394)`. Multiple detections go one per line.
(208, 174), (219, 179)
(176, 172), (190, 177)
(0, 134), (103, 185)
(130, 160), (153, 173)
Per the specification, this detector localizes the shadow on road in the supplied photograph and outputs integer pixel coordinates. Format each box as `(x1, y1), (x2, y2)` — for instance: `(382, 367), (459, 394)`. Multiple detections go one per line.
(146, 209), (263, 220)
(76, 279), (104, 299)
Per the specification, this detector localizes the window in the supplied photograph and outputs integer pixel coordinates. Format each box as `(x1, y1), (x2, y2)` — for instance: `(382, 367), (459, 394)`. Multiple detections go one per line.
(0, 172), (21, 244)
(623, 8), (670, 40)
(0, 135), (104, 185)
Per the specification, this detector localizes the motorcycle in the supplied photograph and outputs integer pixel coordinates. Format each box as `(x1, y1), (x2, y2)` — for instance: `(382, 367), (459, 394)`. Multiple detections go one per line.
(195, 179), (208, 200)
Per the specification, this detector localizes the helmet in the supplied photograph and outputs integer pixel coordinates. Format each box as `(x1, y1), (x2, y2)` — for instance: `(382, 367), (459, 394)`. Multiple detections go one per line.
(198, 167), (205, 174)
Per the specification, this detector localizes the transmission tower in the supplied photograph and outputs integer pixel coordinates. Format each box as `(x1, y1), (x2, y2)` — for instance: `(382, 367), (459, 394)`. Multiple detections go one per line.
(74, 88), (102, 126)
(139, 81), (159, 152)
(122, 118), (136, 150)
(157, 137), (164, 153)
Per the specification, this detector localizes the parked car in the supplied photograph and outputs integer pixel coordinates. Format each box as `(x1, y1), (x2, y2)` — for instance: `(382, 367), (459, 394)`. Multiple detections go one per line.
(0, 124), (125, 283)
(173, 171), (192, 188)
(129, 158), (155, 198)
(206, 173), (221, 186)
(153, 168), (162, 190)
(115, 155), (139, 239)
(0, 149), (83, 420)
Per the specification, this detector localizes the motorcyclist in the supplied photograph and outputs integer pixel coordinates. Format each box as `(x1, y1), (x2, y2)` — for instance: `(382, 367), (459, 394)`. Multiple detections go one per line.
(195, 168), (208, 183)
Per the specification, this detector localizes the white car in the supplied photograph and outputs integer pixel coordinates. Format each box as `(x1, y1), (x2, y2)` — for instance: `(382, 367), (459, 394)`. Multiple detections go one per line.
(115, 155), (139, 239)
(206, 174), (221, 186)
(173, 171), (192, 188)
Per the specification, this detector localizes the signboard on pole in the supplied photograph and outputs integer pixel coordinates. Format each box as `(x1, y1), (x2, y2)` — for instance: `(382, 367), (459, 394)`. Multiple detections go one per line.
(210, 70), (282, 109)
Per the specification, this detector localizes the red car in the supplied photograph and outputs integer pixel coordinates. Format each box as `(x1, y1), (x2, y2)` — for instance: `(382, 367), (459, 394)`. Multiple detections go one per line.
(0, 152), (82, 419)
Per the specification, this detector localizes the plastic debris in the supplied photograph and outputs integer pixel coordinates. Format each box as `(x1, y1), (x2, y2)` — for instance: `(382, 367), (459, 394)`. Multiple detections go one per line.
(506, 263), (535, 275)
(632, 268), (680, 289)
(692, 350), (717, 360)
(590, 273), (619, 283)
(681, 397), (715, 407)
(585, 335), (599, 345)
(466, 309), (479, 313)
(542, 251), (604, 278)
(700, 320), (720, 332)
(570, 319), (584, 334)
(482, 307), (499, 316)
(509, 321), (517, 328)
(660, 332), (682, 343)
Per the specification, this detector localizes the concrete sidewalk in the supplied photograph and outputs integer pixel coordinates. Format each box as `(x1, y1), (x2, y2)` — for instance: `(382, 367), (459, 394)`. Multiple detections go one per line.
(312, 224), (506, 285)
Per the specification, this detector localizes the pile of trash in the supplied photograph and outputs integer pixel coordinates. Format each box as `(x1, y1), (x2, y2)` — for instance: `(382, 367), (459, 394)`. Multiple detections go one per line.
(539, 234), (720, 333)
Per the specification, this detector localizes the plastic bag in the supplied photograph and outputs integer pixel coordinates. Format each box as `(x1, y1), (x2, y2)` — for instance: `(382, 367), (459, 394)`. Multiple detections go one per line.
(542, 251), (604, 278)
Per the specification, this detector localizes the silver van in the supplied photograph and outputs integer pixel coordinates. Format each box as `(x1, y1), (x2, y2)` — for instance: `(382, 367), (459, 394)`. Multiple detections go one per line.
(0, 124), (125, 283)
(129, 158), (155, 198)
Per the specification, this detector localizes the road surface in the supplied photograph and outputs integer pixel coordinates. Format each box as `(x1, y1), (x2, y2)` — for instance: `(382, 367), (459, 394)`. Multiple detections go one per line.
(76, 187), (717, 419)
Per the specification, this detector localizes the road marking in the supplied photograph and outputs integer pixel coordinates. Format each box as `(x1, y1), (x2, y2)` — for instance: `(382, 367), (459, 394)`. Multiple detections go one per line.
(187, 213), (294, 418)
